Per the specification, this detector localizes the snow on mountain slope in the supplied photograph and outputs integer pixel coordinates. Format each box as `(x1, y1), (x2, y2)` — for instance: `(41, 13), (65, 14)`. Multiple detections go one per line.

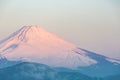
(0, 26), (97, 68)
(0, 25), (120, 77)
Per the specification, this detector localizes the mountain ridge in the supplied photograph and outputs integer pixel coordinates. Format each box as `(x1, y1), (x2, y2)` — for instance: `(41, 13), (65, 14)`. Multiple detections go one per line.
(0, 25), (97, 68)
(0, 25), (120, 77)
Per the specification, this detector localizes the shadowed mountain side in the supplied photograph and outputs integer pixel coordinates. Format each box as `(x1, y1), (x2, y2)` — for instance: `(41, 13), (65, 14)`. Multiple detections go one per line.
(103, 74), (120, 80)
(77, 48), (120, 77)
(0, 58), (21, 68)
(0, 62), (95, 80)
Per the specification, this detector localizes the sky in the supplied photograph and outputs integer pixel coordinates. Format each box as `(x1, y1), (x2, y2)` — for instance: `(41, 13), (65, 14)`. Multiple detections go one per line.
(0, 0), (120, 59)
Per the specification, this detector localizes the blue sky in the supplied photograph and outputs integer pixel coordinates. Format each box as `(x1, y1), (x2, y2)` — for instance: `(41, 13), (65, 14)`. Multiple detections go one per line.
(0, 0), (120, 59)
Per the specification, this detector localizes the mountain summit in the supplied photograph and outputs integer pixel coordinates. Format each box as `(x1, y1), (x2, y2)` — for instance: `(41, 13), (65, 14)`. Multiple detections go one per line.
(0, 25), (120, 77)
(0, 26), (97, 68)
(12, 26), (60, 42)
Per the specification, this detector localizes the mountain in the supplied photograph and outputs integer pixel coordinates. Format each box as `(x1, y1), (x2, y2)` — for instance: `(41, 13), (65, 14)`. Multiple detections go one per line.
(0, 25), (120, 78)
(103, 74), (120, 80)
(0, 62), (95, 80)
(0, 26), (97, 68)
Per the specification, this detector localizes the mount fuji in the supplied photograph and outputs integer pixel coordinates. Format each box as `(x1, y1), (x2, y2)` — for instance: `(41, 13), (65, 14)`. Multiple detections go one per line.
(0, 26), (120, 78)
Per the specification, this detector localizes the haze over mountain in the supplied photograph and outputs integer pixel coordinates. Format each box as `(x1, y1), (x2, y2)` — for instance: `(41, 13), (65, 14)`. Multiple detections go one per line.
(0, 26), (120, 78)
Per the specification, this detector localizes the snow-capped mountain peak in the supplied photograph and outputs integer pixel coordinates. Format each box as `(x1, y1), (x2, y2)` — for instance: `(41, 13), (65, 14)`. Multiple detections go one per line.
(15, 25), (50, 42)
(0, 25), (120, 70)
(0, 25), (120, 77)
(0, 26), (98, 68)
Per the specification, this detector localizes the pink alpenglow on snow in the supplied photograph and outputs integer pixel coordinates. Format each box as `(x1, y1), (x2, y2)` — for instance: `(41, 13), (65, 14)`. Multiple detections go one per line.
(0, 26), (97, 68)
